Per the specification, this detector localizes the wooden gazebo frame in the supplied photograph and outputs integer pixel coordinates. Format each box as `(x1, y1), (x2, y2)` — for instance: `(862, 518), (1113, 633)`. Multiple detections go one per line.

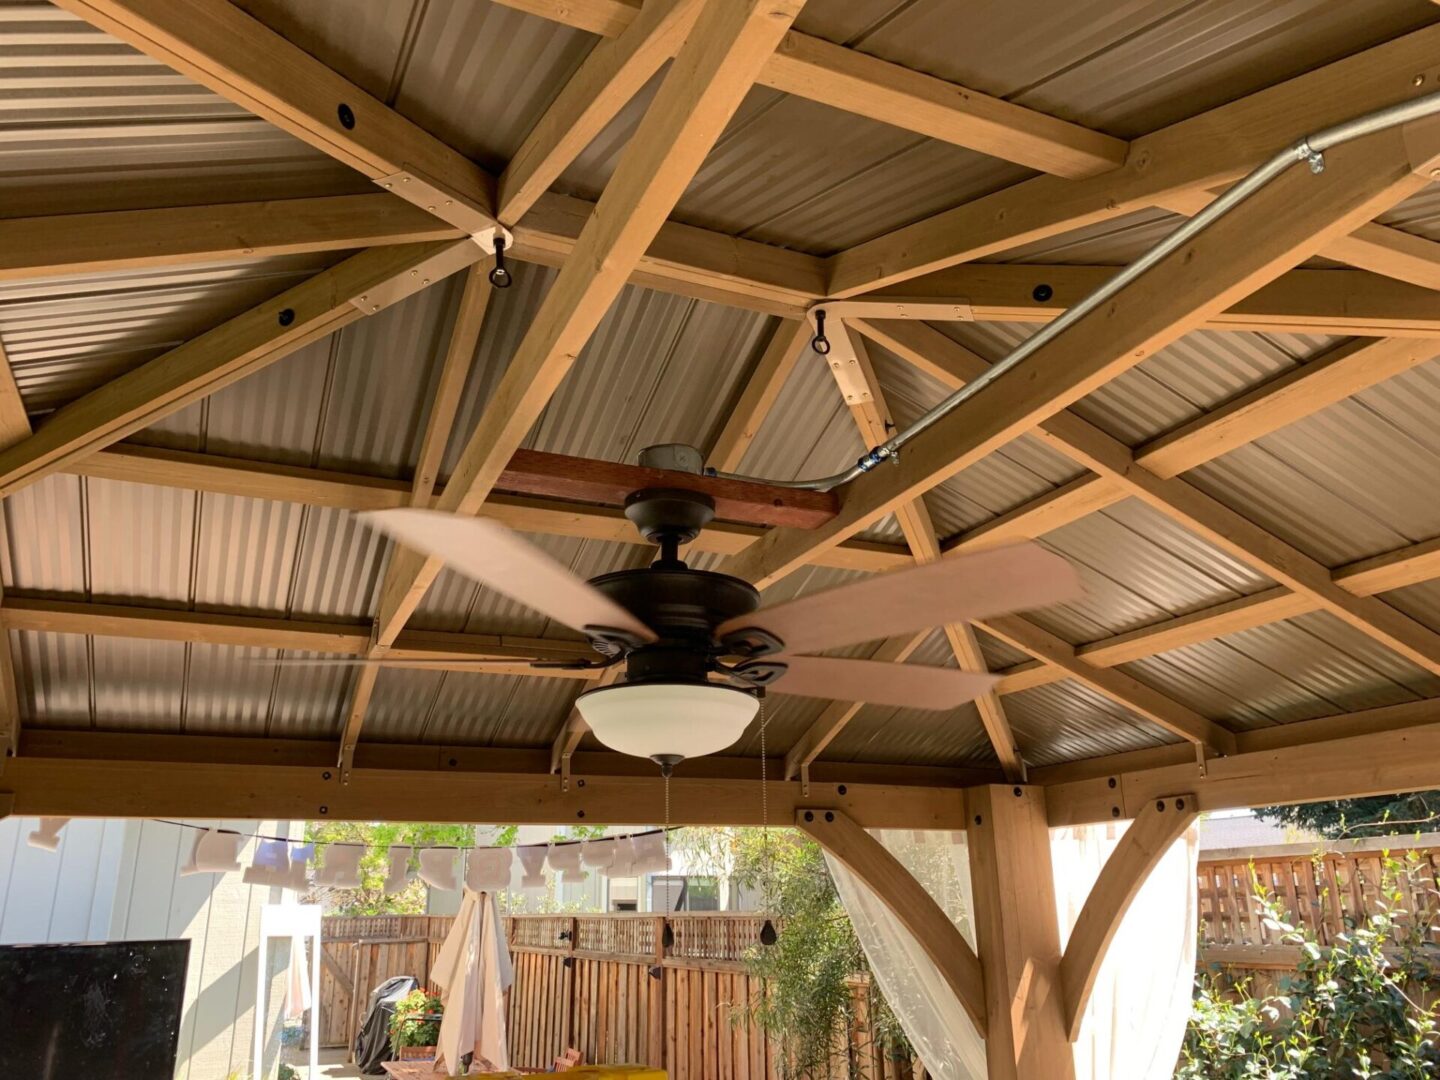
(8, 1), (1440, 1075)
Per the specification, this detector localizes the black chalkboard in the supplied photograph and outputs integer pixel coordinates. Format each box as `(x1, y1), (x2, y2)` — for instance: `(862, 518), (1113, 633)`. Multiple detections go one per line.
(0, 939), (190, 1075)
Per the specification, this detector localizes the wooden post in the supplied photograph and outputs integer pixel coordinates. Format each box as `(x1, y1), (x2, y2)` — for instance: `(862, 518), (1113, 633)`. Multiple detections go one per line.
(965, 785), (1075, 1080)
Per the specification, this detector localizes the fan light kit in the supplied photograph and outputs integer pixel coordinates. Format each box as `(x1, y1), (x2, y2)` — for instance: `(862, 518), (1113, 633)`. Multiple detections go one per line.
(309, 443), (1081, 775)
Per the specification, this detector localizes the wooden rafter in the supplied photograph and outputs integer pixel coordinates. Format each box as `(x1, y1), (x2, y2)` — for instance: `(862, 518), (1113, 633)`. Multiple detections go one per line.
(497, 0), (703, 224)
(868, 264), (1440, 337)
(56, 0), (497, 232)
(826, 22), (1440, 297)
(0, 341), (27, 763)
(493, 0), (1126, 178)
(796, 808), (988, 1033)
(727, 122), (1440, 589)
(826, 323), (1025, 777)
(1058, 794), (1197, 1040)
(372, 0), (805, 654)
(853, 320), (1440, 691)
(0, 241), (482, 501)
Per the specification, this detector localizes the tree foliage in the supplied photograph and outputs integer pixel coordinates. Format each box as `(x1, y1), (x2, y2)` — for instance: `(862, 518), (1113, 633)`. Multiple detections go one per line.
(675, 827), (911, 1079)
(1177, 853), (1440, 1078)
(1256, 792), (1440, 840)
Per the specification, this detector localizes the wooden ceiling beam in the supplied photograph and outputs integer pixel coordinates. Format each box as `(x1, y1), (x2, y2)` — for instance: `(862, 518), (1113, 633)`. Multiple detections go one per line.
(0, 343), (28, 764)
(0, 241), (482, 501)
(0, 738), (970, 829)
(372, 0), (805, 658)
(1044, 715), (1440, 828)
(725, 128), (1440, 588)
(827, 23), (1440, 297)
(493, 0), (1126, 178)
(498, 0), (703, 224)
(871, 264), (1440, 337)
(64, 444), (910, 573)
(0, 194), (464, 282)
(56, 0), (497, 232)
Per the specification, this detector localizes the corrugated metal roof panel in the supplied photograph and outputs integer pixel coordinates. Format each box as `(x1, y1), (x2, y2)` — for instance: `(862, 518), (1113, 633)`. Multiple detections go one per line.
(822, 701), (994, 768)
(1185, 358), (1440, 566)
(0, 255), (343, 415)
(316, 271), (463, 477)
(1121, 611), (1439, 731)
(266, 653), (353, 738)
(736, 348), (863, 483)
(1383, 580), (1440, 638)
(84, 477), (195, 605)
(363, 667), (580, 747)
(192, 492), (307, 615)
(286, 506), (387, 621)
(2, 473), (86, 594)
(11, 628), (91, 727)
(182, 643), (277, 734)
(1000, 679), (1178, 767)
(90, 635), (185, 731)
(1030, 498), (1273, 643)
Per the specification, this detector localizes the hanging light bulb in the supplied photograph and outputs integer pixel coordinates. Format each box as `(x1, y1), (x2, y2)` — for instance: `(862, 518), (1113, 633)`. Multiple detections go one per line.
(759, 919), (778, 947)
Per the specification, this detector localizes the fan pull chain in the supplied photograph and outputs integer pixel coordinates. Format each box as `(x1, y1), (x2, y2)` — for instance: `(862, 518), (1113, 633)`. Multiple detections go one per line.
(757, 692), (779, 947)
(664, 769), (672, 918)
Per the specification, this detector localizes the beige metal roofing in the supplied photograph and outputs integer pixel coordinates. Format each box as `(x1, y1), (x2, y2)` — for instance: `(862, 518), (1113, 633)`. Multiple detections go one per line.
(7, 0), (1440, 774)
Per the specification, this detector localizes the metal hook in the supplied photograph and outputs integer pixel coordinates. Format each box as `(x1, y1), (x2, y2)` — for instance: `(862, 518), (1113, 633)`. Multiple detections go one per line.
(810, 309), (831, 355)
(488, 236), (512, 288)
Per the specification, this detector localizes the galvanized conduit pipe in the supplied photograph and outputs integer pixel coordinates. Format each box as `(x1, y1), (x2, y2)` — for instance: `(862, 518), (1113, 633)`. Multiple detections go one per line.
(710, 89), (1440, 492)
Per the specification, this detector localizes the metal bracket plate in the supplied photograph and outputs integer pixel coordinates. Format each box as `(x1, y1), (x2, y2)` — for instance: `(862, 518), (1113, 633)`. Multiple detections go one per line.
(800, 762), (810, 799)
(811, 299), (975, 322)
(376, 164), (498, 233)
(344, 239), (484, 314)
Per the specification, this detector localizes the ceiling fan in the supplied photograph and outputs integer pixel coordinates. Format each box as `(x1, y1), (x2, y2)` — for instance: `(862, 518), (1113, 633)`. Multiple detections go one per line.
(277, 455), (1080, 770)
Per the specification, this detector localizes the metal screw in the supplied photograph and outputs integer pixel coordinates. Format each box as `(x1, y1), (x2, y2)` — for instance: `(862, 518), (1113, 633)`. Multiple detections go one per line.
(337, 103), (356, 130)
(1176, 798), (1186, 810)
(321, 770), (332, 781)
(1416, 74), (1427, 87)
(1156, 800), (1165, 812)
(577, 779), (586, 788)
(1111, 806), (1121, 818)
(1012, 786), (1023, 797)
(1108, 777), (1117, 789)
(824, 811), (834, 823)
(576, 810), (586, 819)
(319, 805), (329, 815)
(448, 757), (458, 767)
(804, 811), (815, 822)
(836, 784), (847, 795)
(1032, 283), (1053, 302)
(973, 814), (983, 826)
(277, 308), (295, 327)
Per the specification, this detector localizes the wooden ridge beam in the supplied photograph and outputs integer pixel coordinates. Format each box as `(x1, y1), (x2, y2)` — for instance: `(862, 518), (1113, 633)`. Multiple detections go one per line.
(0, 240), (481, 501)
(56, 0), (497, 232)
(826, 23), (1440, 297)
(493, 0), (1126, 178)
(1058, 794), (1197, 1040)
(372, 0), (805, 659)
(64, 444), (911, 573)
(870, 264), (1440, 337)
(796, 808), (988, 1033)
(0, 194), (464, 282)
(0, 747), (970, 829)
(728, 127), (1440, 589)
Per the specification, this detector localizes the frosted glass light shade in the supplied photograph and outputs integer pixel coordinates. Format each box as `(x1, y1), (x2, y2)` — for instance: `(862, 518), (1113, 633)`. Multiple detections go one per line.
(576, 682), (758, 761)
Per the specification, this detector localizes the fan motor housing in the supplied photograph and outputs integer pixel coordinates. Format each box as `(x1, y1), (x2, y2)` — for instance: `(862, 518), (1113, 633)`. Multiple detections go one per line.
(588, 566), (759, 683)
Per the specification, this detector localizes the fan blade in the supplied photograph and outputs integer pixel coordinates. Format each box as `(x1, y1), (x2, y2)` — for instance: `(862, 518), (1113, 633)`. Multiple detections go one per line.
(717, 542), (1080, 656)
(743, 656), (998, 711)
(359, 509), (656, 643)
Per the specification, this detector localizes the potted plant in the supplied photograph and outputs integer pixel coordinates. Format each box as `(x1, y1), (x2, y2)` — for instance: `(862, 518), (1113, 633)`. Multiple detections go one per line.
(388, 988), (443, 1061)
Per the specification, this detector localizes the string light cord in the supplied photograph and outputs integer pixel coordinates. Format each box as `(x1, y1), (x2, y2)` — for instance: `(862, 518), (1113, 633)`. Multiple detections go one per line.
(154, 818), (676, 852)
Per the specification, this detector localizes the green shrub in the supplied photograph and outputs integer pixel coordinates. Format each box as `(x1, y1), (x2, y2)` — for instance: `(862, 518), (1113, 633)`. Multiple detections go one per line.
(1177, 854), (1440, 1078)
(388, 989), (443, 1053)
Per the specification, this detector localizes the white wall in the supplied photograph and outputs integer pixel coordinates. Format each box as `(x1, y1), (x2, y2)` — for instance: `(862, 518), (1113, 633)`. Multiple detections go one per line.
(0, 815), (299, 1080)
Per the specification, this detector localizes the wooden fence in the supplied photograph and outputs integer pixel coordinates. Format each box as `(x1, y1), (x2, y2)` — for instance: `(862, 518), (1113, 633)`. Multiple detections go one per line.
(1195, 834), (1440, 994)
(321, 912), (913, 1079)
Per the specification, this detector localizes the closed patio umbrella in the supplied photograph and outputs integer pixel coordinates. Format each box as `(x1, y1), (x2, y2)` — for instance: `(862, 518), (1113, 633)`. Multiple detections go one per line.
(433, 889), (514, 1074)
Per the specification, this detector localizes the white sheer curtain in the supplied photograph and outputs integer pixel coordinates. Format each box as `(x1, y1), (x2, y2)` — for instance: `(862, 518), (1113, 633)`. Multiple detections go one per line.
(825, 823), (1198, 1080)
(824, 829), (988, 1080)
(1052, 822), (1199, 1080)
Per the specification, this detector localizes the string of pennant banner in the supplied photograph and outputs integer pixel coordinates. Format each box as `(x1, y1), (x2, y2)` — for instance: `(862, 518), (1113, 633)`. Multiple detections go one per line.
(22, 817), (678, 895)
